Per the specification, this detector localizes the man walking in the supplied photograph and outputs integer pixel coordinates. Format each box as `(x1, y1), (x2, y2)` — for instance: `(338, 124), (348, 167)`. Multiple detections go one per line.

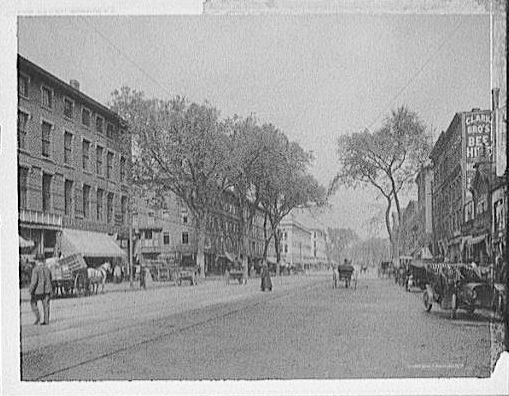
(29, 254), (53, 325)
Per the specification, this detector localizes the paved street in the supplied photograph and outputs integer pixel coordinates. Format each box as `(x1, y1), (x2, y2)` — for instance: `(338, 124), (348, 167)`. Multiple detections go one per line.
(21, 272), (492, 381)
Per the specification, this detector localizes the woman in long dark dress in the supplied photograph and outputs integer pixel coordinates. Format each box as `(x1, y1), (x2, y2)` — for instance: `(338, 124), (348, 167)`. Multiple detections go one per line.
(260, 264), (272, 291)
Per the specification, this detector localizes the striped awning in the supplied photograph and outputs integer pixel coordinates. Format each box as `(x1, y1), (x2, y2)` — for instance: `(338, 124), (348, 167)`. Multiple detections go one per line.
(60, 228), (126, 258)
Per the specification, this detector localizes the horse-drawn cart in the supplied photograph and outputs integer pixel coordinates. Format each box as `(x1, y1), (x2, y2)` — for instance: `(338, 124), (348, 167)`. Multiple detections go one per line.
(47, 253), (88, 297)
(333, 264), (356, 289)
(226, 269), (245, 285)
(176, 266), (199, 286)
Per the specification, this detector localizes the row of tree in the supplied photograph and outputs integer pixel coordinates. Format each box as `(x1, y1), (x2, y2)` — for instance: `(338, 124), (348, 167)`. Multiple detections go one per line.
(110, 87), (326, 278)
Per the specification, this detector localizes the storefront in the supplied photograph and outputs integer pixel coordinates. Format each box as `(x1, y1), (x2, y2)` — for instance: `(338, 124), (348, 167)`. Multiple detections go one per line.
(55, 228), (127, 268)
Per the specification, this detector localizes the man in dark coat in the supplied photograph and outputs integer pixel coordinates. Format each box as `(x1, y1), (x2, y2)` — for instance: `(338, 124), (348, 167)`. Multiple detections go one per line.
(139, 265), (146, 289)
(29, 255), (52, 325)
(260, 263), (272, 292)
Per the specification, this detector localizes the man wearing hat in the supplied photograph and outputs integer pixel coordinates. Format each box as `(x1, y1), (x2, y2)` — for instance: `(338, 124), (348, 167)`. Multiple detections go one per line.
(29, 254), (53, 325)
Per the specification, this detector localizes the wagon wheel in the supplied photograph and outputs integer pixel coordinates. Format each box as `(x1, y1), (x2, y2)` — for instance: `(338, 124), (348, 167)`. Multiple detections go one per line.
(423, 291), (432, 312)
(74, 273), (83, 297)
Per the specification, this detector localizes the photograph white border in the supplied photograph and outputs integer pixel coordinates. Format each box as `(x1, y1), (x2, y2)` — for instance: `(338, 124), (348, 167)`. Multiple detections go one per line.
(1, 1), (507, 395)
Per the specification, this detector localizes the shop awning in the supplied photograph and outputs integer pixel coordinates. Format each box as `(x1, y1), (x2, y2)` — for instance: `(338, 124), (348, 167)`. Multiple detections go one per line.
(19, 235), (34, 248)
(60, 228), (126, 258)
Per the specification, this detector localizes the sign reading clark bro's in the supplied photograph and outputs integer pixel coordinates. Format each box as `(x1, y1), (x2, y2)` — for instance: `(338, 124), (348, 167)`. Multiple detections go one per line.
(464, 110), (492, 191)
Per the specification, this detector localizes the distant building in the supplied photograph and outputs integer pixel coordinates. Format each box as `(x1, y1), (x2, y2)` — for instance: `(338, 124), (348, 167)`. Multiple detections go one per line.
(279, 208), (328, 270)
(430, 108), (492, 262)
(398, 200), (418, 257)
(17, 55), (130, 266)
(311, 228), (327, 265)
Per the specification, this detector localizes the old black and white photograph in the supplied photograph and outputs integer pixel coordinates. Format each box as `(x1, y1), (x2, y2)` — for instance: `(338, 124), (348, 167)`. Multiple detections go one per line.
(1, 0), (508, 395)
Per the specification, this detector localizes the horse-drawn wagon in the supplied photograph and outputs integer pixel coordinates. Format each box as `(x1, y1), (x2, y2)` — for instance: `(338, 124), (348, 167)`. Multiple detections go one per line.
(176, 265), (199, 286)
(333, 263), (356, 289)
(47, 253), (88, 297)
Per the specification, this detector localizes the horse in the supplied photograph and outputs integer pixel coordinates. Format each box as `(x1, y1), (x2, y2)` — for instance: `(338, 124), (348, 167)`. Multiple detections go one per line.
(87, 262), (112, 294)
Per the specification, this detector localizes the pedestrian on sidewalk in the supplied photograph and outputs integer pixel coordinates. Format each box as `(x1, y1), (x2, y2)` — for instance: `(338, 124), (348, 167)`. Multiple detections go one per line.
(29, 254), (53, 325)
(139, 264), (146, 289)
(113, 264), (122, 283)
(260, 263), (272, 292)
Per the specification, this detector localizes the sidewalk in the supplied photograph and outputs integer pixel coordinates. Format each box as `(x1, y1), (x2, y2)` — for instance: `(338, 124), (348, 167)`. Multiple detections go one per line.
(19, 273), (242, 302)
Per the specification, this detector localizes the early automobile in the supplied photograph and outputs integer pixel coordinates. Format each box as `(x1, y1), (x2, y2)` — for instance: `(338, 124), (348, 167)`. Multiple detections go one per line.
(405, 259), (430, 291)
(422, 263), (498, 319)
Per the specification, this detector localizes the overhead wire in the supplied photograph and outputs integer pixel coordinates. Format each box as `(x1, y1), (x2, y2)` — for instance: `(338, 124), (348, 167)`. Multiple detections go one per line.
(79, 16), (173, 98)
(364, 18), (464, 132)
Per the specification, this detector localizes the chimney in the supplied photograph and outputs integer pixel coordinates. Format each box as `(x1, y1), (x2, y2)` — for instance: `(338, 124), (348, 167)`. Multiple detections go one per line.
(492, 88), (500, 109)
(69, 79), (80, 91)
(471, 108), (481, 112)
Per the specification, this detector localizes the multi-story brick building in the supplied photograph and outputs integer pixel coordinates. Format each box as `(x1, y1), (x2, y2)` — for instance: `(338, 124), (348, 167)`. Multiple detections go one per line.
(133, 189), (274, 275)
(397, 165), (434, 259)
(430, 108), (491, 262)
(17, 55), (131, 266)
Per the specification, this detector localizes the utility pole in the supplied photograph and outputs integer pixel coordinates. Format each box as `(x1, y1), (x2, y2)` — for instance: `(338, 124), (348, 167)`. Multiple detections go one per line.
(129, 216), (133, 288)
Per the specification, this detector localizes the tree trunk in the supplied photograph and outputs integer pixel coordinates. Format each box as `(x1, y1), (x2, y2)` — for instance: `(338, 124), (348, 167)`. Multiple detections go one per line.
(241, 234), (249, 283)
(384, 195), (398, 261)
(195, 217), (206, 279)
(274, 227), (280, 276)
(262, 211), (271, 261)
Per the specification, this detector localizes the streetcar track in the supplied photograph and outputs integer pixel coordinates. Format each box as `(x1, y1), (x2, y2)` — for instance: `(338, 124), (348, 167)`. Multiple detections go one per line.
(28, 280), (324, 380)
(22, 284), (239, 340)
(22, 276), (330, 340)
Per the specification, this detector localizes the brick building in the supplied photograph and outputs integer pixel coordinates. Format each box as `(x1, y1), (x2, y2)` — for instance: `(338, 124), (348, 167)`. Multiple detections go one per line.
(133, 189), (275, 275)
(397, 165), (433, 259)
(17, 55), (130, 266)
(430, 109), (491, 262)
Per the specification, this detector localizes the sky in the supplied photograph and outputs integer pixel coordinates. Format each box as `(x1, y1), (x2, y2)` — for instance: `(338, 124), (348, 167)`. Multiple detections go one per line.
(17, 14), (490, 238)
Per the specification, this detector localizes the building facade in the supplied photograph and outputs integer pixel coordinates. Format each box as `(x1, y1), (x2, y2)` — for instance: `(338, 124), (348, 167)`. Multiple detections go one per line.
(133, 189), (274, 275)
(18, 55), (131, 265)
(279, 208), (328, 270)
(430, 108), (492, 262)
(398, 165), (434, 259)
(311, 228), (327, 265)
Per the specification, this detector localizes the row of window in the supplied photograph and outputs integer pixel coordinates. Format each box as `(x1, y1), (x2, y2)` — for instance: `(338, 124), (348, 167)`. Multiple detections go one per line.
(142, 229), (189, 245)
(18, 110), (126, 182)
(18, 167), (128, 224)
(18, 74), (121, 139)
